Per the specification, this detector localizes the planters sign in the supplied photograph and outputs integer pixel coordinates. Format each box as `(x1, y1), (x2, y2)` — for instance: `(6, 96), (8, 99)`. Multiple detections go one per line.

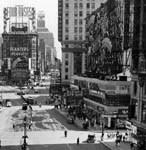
(10, 47), (29, 80)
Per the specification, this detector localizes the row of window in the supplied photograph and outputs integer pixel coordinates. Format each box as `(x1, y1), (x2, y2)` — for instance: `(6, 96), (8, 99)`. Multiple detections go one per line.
(65, 26), (83, 32)
(65, 2), (95, 9)
(65, 19), (83, 25)
(64, 35), (83, 40)
(65, 11), (91, 20)
(74, 3), (95, 9)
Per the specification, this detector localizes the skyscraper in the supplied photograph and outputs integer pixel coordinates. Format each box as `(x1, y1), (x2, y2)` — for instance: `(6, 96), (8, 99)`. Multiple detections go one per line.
(37, 11), (56, 73)
(58, 0), (106, 83)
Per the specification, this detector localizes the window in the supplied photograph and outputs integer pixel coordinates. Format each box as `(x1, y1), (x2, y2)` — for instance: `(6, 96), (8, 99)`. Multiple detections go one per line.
(79, 11), (83, 17)
(86, 3), (90, 9)
(74, 35), (78, 40)
(79, 3), (83, 8)
(91, 3), (95, 9)
(74, 19), (78, 25)
(74, 27), (78, 33)
(65, 60), (68, 65)
(65, 19), (69, 25)
(79, 35), (82, 40)
(86, 11), (90, 16)
(79, 27), (82, 33)
(65, 35), (69, 40)
(79, 19), (82, 25)
(65, 27), (69, 33)
(65, 53), (68, 58)
(65, 3), (69, 9)
(65, 68), (68, 72)
(65, 75), (68, 79)
(65, 44), (69, 48)
(74, 3), (78, 9)
(65, 11), (69, 17)
(74, 11), (78, 17)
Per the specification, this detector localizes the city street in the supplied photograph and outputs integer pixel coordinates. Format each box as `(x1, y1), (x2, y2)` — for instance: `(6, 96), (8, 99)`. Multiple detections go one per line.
(0, 0), (142, 149)
(0, 86), (130, 150)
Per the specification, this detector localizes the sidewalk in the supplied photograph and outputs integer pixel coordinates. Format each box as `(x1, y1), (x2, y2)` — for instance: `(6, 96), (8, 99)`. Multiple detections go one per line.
(56, 108), (131, 150)
(56, 107), (100, 130)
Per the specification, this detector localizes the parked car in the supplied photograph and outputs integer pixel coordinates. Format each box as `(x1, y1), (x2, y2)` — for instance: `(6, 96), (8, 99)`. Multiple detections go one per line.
(22, 103), (28, 110)
(17, 91), (25, 95)
(34, 89), (39, 93)
(6, 100), (12, 107)
(86, 134), (96, 143)
(26, 97), (34, 105)
(67, 115), (74, 124)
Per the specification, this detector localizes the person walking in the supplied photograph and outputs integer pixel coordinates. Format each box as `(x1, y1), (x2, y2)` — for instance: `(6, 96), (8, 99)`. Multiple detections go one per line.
(64, 130), (67, 137)
(13, 123), (15, 130)
(77, 137), (79, 145)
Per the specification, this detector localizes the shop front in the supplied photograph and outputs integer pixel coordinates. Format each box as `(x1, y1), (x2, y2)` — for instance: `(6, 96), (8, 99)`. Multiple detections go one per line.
(132, 127), (146, 150)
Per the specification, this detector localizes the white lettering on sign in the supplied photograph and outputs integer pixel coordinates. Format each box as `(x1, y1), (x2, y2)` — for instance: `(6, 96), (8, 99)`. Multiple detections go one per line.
(7, 6), (34, 17)
(10, 47), (29, 52)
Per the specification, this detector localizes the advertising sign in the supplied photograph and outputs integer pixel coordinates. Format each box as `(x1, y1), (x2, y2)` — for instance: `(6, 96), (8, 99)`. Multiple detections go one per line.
(10, 46), (29, 80)
(7, 6), (34, 17)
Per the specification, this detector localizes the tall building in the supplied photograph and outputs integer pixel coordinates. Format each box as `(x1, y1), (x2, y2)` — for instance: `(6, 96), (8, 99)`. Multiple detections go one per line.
(85, 0), (133, 79)
(2, 6), (38, 84)
(68, 0), (132, 130)
(129, 0), (146, 149)
(37, 11), (56, 73)
(58, 0), (105, 83)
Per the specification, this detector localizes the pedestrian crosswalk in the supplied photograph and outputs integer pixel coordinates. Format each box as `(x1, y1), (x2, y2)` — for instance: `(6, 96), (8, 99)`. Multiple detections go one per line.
(12, 114), (66, 132)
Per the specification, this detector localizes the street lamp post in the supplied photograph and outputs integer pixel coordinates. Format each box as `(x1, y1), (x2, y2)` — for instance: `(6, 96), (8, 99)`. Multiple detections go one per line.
(22, 116), (28, 150)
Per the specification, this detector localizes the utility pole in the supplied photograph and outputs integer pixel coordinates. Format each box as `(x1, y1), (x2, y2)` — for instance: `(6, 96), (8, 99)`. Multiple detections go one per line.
(21, 116), (28, 150)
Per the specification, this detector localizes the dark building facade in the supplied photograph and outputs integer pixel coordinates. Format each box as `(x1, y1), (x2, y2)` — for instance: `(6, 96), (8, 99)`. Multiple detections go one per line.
(2, 33), (38, 84)
(85, 0), (128, 79)
(2, 6), (39, 84)
(130, 0), (146, 149)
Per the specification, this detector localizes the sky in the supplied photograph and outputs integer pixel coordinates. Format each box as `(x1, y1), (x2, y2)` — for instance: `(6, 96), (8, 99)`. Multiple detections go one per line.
(0, 0), (61, 59)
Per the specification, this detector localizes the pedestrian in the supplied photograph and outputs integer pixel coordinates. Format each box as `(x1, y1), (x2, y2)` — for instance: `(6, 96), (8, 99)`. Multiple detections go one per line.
(39, 103), (42, 108)
(64, 130), (67, 137)
(130, 142), (134, 149)
(13, 123), (15, 130)
(101, 133), (104, 141)
(77, 137), (79, 145)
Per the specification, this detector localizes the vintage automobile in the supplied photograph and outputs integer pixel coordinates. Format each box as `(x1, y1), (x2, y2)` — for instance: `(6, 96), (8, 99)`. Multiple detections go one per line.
(22, 103), (28, 110)
(6, 100), (12, 107)
(26, 96), (34, 105)
(82, 121), (89, 129)
(86, 134), (96, 143)
(67, 115), (74, 124)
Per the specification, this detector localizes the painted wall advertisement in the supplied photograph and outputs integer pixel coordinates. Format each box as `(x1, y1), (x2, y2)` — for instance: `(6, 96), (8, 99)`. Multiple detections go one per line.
(10, 46), (29, 80)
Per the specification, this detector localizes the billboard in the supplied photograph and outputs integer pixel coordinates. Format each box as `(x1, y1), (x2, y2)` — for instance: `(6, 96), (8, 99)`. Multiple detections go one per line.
(7, 6), (34, 17)
(10, 46), (29, 80)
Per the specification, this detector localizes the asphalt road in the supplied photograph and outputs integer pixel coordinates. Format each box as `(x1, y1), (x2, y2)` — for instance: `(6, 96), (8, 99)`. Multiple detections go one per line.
(2, 143), (110, 150)
(47, 108), (84, 131)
